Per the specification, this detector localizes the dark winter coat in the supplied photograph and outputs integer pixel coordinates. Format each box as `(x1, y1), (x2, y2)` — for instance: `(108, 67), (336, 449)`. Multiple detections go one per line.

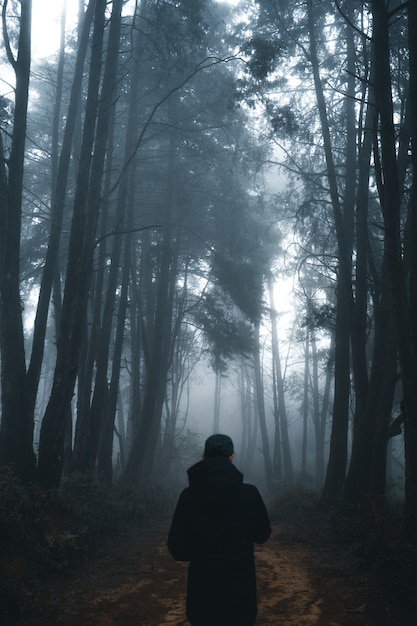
(167, 457), (271, 626)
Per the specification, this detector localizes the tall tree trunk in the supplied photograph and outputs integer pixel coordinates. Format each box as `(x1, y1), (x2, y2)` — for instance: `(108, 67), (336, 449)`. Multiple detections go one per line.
(345, 254), (397, 509)
(126, 250), (144, 458)
(71, 95), (116, 474)
(344, 55), (376, 507)
(253, 320), (273, 491)
(97, 236), (130, 484)
(404, 0), (417, 541)
(159, 317), (193, 480)
(267, 276), (293, 484)
(86, 145), (128, 471)
(213, 370), (221, 432)
(239, 362), (257, 473)
(310, 326), (323, 487)
(306, 0), (353, 507)
(0, 0), (36, 480)
(368, 292), (397, 517)
(301, 329), (309, 479)
(26, 0), (95, 420)
(95, 35), (143, 480)
(371, 0), (417, 541)
(37, 0), (108, 488)
(123, 129), (180, 482)
(123, 231), (177, 482)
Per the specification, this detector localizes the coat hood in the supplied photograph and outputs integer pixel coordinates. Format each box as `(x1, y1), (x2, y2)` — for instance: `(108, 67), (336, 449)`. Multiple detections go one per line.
(187, 457), (243, 510)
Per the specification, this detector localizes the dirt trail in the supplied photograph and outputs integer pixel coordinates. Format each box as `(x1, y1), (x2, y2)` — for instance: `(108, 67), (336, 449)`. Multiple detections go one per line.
(8, 523), (397, 626)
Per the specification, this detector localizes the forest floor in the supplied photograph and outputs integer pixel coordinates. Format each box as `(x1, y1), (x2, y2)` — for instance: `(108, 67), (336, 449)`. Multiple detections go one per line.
(3, 511), (415, 626)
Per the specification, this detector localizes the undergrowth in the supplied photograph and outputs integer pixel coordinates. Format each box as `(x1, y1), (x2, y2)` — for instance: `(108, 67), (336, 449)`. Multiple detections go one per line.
(267, 484), (417, 623)
(267, 483), (320, 524)
(330, 501), (417, 622)
(0, 466), (174, 619)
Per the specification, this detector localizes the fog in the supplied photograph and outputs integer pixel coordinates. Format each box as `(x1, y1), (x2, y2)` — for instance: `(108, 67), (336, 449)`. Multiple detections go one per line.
(0, 0), (411, 514)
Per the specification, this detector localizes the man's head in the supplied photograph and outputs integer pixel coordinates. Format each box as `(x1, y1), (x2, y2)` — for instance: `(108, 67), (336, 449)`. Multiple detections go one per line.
(203, 434), (234, 459)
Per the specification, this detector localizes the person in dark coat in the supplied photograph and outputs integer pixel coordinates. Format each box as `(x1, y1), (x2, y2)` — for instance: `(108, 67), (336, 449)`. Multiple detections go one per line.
(167, 434), (271, 626)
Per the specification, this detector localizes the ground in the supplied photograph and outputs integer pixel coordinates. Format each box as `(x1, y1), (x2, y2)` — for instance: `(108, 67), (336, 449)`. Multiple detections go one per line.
(4, 514), (412, 626)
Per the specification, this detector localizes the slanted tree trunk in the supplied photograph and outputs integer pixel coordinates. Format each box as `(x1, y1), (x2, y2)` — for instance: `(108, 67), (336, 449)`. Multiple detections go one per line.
(95, 36), (143, 480)
(0, 0), (36, 481)
(42, 0), (122, 487)
(70, 97), (117, 474)
(37, 0), (109, 488)
(306, 0), (353, 507)
(26, 0), (95, 422)
(85, 113), (128, 473)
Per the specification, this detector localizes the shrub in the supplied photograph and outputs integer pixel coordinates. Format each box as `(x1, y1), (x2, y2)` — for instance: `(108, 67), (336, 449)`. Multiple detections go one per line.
(268, 483), (320, 522)
(0, 467), (174, 619)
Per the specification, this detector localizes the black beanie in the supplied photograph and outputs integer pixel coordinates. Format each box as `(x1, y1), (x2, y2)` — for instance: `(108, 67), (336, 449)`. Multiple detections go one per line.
(204, 434), (234, 458)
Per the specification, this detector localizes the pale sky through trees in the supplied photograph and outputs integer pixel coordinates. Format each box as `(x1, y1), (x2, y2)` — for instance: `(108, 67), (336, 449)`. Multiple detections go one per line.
(32, 0), (77, 58)
(31, 0), (243, 59)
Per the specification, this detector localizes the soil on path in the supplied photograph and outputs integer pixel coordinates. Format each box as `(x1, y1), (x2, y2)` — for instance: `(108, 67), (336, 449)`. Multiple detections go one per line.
(7, 520), (408, 626)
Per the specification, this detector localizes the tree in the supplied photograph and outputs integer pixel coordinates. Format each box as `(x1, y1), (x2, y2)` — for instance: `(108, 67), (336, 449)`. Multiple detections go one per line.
(370, 0), (417, 540)
(343, 31), (377, 508)
(37, 0), (118, 488)
(242, 1), (405, 508)
(304, 0), (353, 507)
(119, 0), (262, 483)
(0, 0), (36, 481)
(26, 0), (95, 430)
(209, 189), (282, 489)
(267, 274), (293, 484)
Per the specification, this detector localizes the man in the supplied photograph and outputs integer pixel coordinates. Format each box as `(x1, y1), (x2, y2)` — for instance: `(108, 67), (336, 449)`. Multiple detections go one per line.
(167, 434), (271, 626)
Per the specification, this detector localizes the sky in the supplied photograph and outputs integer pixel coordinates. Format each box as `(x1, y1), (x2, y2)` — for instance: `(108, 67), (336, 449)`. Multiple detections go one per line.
(0, 1), (70, 98)
(32, 0), (78, 59)
(31, 0), (242, 59)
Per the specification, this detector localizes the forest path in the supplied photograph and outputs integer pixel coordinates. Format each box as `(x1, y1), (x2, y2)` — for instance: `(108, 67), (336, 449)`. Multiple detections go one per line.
(11, 520), (396, 625)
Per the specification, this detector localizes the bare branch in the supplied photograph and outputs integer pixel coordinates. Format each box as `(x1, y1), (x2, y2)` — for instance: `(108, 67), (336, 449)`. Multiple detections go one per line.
(109, 53), (243, 195)
(2, 0), (17, 69)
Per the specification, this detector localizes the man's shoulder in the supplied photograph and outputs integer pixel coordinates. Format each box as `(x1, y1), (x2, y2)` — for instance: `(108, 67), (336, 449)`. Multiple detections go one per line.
(242, 482), (260, 492)
(179, 485), (191, 498)
(240, 482), (263, 501)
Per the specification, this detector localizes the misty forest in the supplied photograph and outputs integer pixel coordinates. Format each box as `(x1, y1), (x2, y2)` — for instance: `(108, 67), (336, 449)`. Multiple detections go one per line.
(1, 0), (417, 624)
